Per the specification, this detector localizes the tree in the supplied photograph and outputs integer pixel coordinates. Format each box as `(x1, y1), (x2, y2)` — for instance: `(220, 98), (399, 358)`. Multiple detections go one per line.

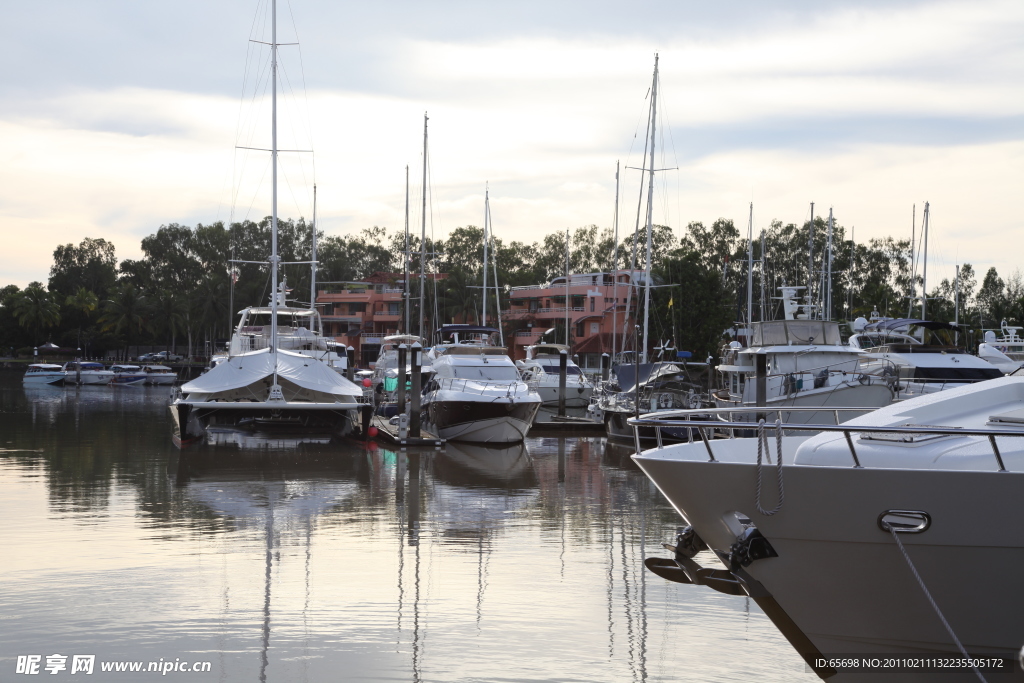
(65, 287), (99, 351)
(12, 282), (61, 344)
(99, 283), (151, 356)
(49, 238), (117, 300)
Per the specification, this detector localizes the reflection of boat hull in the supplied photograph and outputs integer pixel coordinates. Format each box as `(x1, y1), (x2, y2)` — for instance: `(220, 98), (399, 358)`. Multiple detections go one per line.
(427, 400), (539, 443)
(435, 441), (535, 487)
(170, 402), (359, 446)
(635, 443), (1024, 671)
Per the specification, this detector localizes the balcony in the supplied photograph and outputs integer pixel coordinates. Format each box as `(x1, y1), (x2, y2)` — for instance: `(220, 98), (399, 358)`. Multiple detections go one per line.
(373, 312), (400, 321)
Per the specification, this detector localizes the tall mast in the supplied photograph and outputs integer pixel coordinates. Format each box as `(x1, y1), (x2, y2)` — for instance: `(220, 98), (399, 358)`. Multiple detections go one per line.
(808, 202), (814, 319)
(921, 201), (930, 319)
(418, 113), (428, 339)
(641, 53), (659, 364)
(310, 184), (317, 312)
(482, 183), (489, 326)
(269, 0), (280, 392)
(611, 161), (620, 362)
(908, 204), (916, 317)
(565, 228), (570, 347)
(825, 207), (834, 320)
(489, 196), (504, 346)
(746, 202), (753, 330)
(404, 165), (410, 334)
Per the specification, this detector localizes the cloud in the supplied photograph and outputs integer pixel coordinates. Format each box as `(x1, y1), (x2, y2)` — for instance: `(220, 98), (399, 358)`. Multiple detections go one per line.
(1, 0), (1020, 293)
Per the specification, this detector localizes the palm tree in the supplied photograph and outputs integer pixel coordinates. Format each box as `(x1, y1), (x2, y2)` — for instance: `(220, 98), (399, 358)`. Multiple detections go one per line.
(439, 270), (480, 325)
(99, 283), (150, 359)
(151, 289), (187, 355)
(66, 287), (99, 352)
(13, 282), (61, 345)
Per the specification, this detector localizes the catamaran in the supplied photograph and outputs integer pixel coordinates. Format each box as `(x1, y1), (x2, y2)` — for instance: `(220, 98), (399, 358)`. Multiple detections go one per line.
(170, 0), (362, 443)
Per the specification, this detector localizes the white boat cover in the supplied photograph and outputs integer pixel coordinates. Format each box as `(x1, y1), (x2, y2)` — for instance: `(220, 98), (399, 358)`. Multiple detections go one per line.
(181, 348), (361, 397)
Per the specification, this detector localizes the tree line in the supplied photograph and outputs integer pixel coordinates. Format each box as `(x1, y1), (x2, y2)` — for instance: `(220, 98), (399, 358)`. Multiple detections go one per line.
(2, 215), (1021, 360)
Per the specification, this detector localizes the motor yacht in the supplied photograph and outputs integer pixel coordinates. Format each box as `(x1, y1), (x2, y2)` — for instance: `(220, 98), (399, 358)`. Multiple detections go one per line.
(595, 362), (709, 443)
(712, 287), (893, 423)
(109, 364), (148, 386)
(852, 318), (1003, 399)
(516, 344), (593, 422)
(979, 321), (1024, 373)
(632, 376), (1024, 680)
(142, 364), (178, 385)
(370, 334), (433, 413)
(62, 361), (114, 385)
(22, 363), (65, 385)
(229, 282), (349, 373)
(421, 325), (541, 443)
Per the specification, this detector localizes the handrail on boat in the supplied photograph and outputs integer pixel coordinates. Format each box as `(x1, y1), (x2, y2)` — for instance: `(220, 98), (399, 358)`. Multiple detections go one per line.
(627, 407), (1023, 472)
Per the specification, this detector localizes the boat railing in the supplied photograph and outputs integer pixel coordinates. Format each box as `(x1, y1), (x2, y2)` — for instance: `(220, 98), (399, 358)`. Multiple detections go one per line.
(628, 406), (1024, 471)
(714, 357), (899, 401)
(431, 377), (525, 396)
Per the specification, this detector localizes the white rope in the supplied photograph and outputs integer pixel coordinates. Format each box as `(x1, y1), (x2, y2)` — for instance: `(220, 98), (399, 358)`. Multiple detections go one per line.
(755, 418), (785, 516)
(889, 528), (987, 682)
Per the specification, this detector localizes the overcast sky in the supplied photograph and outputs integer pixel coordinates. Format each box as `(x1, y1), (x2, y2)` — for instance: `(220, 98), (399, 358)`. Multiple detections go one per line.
(2, 0), (1021, 294)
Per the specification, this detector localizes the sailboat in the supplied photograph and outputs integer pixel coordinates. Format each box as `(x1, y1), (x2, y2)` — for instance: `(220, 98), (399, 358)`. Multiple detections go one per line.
(170, 0), (363, 444)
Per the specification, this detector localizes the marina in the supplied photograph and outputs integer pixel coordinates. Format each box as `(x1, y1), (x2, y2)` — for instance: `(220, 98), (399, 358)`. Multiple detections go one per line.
(0, 371), (815, 682)
(1, 0), (1022, 680)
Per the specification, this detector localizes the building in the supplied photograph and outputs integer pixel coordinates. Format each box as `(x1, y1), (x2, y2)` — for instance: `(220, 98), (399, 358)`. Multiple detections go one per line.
(502, 270), (646, 367)
(316, 272), (446, 366)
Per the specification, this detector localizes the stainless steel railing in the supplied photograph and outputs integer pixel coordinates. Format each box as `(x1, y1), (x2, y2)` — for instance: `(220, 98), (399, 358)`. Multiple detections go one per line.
(628, 406), (1024, 471)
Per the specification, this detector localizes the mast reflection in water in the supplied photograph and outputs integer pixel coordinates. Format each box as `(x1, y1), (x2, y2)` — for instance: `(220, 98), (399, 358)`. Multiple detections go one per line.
(0, 374), (814, 682)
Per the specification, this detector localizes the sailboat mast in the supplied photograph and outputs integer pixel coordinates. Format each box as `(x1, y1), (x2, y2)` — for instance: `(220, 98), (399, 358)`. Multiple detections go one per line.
(826, 207), (834, 320)
(611, 161), (620, 363)
(310, 184), (317, 312)
(489, 196), (504, 346)
(419, 114), (428, 339)
(908, 204), (916, 318)
(746, 202), (753, 330)
(482, 184), (489, 327)
(808, 202), (814, 319)
(404, 165), (410, 334)
(921, 201), (930, 319)
(270, 0), (280, 374)
(565, 228), (570, 347)
(641, 53), (659, 364)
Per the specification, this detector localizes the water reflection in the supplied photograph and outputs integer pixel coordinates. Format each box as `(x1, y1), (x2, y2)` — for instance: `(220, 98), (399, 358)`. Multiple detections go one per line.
(0, 373), (815, 682)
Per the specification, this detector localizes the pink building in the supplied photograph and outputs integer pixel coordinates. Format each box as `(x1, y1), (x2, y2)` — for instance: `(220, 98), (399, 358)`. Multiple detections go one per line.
(315, 272), (445, 366)
(503, 270), (645, 367)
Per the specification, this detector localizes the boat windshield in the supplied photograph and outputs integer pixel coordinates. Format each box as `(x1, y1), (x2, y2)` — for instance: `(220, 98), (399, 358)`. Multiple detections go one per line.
(451, 366), (521, 381)
(538, 363), (582, 375)
(753, 320), (841, 346)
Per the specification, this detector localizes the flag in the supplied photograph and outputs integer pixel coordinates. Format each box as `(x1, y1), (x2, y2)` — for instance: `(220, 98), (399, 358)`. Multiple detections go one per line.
(668, 296), (674, 308)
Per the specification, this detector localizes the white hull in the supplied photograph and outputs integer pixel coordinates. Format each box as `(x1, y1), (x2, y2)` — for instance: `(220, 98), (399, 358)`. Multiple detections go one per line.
(146, 374), (177, 385)
(533, 383), (593, 409)
(430, 415), (533, 443)
(64, 371), (114, 385)
(635, 443), (1024, 681)
(23, 374), (64, 385)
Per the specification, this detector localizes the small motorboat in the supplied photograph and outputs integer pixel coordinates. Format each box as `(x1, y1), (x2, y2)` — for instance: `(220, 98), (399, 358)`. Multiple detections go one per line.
(109, 364), (148, 386)
(142, 364), (178, 386)
(63, 361), (114, 385)
(22, 363), (66, 385)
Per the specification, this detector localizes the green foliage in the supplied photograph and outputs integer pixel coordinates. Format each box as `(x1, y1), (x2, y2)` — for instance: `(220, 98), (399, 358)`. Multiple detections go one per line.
(49, 238), (117, 300)
(12, 282), (61, 344)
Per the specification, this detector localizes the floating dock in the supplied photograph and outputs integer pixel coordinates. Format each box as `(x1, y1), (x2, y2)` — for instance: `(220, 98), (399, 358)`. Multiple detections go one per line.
(531, 415), (605, 433)
(370, 414), (445, 447)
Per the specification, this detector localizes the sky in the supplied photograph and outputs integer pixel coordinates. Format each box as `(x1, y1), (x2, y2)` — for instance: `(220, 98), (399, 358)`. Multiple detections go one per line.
(1, 0), (1022, 293)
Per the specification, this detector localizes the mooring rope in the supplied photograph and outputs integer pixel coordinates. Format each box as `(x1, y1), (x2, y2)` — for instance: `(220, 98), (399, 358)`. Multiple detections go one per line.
(755, 418), (785, 516)
(889, 527), (986, 683)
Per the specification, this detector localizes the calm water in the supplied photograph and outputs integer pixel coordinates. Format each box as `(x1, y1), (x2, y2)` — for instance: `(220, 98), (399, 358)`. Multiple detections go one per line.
(0, 372), (815, 682)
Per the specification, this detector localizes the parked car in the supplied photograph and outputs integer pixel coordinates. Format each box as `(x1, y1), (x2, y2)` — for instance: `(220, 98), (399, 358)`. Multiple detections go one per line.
(137, 351), (183, 362)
